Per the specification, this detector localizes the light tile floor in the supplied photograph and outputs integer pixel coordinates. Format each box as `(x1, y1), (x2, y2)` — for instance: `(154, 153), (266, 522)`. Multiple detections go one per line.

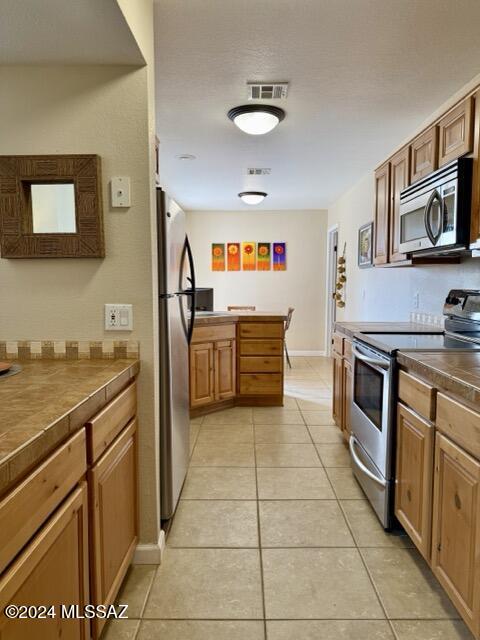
(104, 357), (473, 640)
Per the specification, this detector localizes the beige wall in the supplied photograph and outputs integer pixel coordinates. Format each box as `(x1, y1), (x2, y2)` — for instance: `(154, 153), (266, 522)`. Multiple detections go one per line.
(187, 210), (328, 352)
(0, 60), (160, 544)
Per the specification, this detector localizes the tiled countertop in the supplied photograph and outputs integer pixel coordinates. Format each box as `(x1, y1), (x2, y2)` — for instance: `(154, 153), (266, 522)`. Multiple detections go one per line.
(335, 321), (443, 339)
(0, 359), (139, 496)
(397, 351), (480, 408)
(194, 311), (287, 326)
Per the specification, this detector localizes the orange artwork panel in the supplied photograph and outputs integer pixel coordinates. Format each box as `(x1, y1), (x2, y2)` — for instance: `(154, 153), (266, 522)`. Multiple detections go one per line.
(242, 242), (256, 271)
(227, 243), (240, 271)
(211, 243), (225, 271)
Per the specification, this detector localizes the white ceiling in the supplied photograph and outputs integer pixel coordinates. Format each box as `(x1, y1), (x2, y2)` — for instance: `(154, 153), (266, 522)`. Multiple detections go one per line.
(154, 0), (480, 211)
(0, 0), (144, 65)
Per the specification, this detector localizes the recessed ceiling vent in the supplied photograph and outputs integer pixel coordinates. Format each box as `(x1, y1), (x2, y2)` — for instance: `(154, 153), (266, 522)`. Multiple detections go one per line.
(247, 168), (271, 176)
(247, 82), (289, 100)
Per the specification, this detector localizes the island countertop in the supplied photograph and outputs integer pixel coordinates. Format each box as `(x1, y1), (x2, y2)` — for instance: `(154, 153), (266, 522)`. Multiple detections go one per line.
(194, 310), (287, 326)
(0, 358), (139, 496)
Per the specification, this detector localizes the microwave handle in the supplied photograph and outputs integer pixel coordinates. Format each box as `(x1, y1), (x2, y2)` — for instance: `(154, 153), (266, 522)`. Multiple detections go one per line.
(424, 189), (442, 245)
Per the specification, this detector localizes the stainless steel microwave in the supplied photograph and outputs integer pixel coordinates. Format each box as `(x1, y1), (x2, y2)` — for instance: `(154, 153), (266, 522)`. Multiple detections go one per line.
(399, 158), (472, 256)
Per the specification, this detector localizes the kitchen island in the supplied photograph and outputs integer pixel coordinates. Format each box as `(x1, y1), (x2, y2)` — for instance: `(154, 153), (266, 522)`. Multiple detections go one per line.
(190, 311), (287, 416)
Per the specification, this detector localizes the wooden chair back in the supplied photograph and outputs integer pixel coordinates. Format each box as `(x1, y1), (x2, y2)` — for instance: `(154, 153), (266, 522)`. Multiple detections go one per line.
(285, 307), (295, 332)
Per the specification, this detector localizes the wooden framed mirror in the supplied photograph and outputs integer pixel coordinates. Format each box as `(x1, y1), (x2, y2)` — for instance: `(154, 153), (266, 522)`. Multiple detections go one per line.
(0, 155), (104, 258)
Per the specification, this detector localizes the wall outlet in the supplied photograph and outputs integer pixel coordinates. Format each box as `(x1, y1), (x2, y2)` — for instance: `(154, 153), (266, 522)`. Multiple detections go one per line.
(110, 177), (131, 207)
(105, 304), (133, 331)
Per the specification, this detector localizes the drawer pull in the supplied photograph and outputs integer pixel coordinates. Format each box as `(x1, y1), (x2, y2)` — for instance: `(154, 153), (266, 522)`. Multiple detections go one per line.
(454, 493), (462, 510)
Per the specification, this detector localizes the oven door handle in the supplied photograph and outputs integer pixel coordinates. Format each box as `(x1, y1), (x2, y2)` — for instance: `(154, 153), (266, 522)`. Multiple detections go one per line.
(352, 346), (389, 369)
(349, 436), (387, 487)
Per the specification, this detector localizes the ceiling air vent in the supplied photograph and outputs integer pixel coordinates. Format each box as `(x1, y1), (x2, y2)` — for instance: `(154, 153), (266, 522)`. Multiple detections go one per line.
(247, 82), (289, 100)
(247, 168), (271, 176)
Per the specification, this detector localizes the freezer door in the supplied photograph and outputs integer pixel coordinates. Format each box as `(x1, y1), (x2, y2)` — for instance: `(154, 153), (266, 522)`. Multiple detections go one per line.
(159, 294), (190, 519)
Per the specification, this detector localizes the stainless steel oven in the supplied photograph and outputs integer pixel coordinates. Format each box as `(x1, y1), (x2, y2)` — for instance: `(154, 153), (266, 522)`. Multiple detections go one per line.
(399, 157), (472, 256)
(350, 341), (394, 528)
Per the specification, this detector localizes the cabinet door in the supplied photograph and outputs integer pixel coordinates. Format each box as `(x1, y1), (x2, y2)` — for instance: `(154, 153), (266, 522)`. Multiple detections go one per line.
(431, 433), (480, 637)
(215, 339), (236, 400)
(389, 147), (410, 263)
(190, 342), (215, 407)
(0, 484), (89, 640)
(342, 358), (352, 440)
(332, 352), (343, 428)
(439, 97), (473, 167)
(89, 419), (138, 639)
(410, 125), (438, 183)
(395, 403), (434, 560)
(373, 162), (390, 265)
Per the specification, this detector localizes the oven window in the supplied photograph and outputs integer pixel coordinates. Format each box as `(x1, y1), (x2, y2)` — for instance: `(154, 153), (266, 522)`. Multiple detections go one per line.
(354, 359), (384, 431)
(401, 206), (426, 243)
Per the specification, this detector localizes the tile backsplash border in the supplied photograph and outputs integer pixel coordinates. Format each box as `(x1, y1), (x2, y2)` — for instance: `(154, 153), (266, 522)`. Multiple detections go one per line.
(0, 340), (140, 361)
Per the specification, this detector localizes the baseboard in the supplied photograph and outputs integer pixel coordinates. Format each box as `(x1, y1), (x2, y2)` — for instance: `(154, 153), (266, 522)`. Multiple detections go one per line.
(133, 529), (166, 565)
(289, 350), (326, 356)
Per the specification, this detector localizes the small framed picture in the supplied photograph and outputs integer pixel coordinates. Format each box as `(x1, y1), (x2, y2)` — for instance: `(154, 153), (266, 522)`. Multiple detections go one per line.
(358, 222), (373, 268)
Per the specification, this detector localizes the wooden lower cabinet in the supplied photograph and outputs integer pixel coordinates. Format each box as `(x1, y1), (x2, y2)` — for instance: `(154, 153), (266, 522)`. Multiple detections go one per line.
(214, 340), (236, 400)
(332, 351), (343, 428)
(342, 358), (352, 440)
(431, 433), (480, 638)
(0, 484), (90, 640)
(394, 403), (434, 560)
(190, 342), (215, 407)
(89, 419), (138, 639)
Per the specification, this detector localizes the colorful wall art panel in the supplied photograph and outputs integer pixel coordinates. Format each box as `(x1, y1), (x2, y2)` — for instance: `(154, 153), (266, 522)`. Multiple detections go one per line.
(257, 242), (271, 270)
(211, 243), (225, 271)
(273, 242), (287, 271)
(227, 242), (241, 271)
(242, 242), (256, 270)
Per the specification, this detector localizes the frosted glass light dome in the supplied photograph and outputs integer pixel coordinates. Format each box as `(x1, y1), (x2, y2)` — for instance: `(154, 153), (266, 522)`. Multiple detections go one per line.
(238, 191), (267, 205)
(228, 105), (285, 135)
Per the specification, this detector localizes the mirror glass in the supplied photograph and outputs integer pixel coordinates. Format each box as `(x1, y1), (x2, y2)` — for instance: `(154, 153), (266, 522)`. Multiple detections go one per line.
(31, 183), (76, 233)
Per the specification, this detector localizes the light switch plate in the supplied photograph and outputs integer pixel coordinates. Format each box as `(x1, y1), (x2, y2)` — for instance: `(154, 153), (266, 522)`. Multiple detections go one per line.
(105, 304), (133, 331)
(111, 177), (131, 207)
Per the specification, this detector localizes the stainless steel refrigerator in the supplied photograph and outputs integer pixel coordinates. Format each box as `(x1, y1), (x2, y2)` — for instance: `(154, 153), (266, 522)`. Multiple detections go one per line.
(157, 188), (196, 519)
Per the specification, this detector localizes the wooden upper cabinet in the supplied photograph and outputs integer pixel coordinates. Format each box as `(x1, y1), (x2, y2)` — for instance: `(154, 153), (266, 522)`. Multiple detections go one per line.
(431, 433), (480, 637)
(410, 125), (438, 183)
(395, 403), (434, 561)
(389, 147), (410, 263)
(215, 339), (236, 400)
(373, 162), (390, 265)
(190, 342), (215, 407)
(438, 97), (474, 167)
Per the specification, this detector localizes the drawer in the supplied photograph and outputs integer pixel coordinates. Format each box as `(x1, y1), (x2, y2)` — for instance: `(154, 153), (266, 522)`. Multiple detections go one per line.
(437, 393), (480, 459)
(332, 333), (344, 355)
(240, 356), (283, 373)
(192, 323), (236, 343)
(398, 370), (435, 421)
(86, 382), (137, 463)
(239, 373), (283, 395)
(240, 339), (283, 356)
(0, 428), (86, 575)
(343, 338), (352, 361)
(239, 322), (284, 339)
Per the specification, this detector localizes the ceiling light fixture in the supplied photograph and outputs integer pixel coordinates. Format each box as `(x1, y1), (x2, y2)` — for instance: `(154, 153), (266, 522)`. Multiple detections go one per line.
(238, 191), (267, 205)
(228, 105), (285, 135)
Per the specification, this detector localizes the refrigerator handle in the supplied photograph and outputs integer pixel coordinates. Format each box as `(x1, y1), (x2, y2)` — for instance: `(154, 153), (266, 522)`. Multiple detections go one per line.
(184, 235), (196, 345)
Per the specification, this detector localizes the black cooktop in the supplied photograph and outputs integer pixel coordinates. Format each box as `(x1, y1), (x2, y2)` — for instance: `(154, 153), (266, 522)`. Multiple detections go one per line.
(358, 332), (480, 355)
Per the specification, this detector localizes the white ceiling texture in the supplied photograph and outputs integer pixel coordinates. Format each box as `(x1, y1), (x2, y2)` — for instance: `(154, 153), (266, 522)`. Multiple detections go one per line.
(154, 0), (480, 211)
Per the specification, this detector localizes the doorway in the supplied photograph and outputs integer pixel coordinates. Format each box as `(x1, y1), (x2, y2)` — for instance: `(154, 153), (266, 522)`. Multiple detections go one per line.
(325, 225), (338, 356)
